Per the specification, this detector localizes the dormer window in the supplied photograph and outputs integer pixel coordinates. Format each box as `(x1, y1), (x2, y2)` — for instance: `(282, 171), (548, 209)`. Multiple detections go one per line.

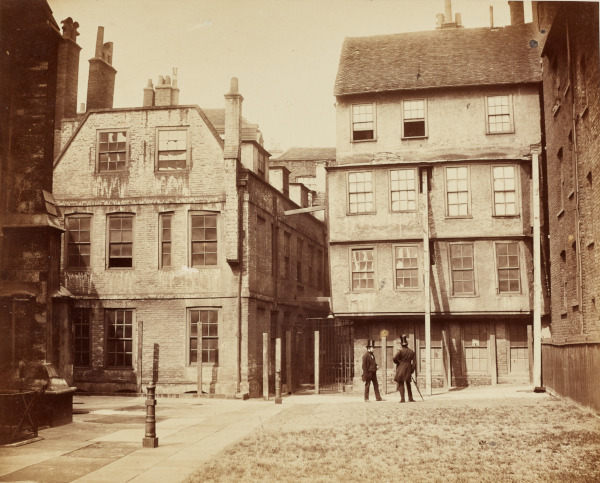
(402, 99), (426, 138)
(352, 103), (375, 141)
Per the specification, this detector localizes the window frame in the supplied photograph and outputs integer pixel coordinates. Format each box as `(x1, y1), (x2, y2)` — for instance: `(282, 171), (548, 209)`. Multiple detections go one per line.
(106, 213), (135, 270)
(155, 126), (190, 172)
(189, 211), (219, 268)
(491, 164), (520, 217)
(159, 212), (173, 269)
(444, 165), (471, 218)
(393, 244), (420, 291)
(73, 307), (91, 367)
(65, 214), (92, 270)
(485, 94), (514, 134)
(463, 322), (488, 373)
(401, 98), (427, 139)
(448, 242), (477, 296)
(351, 103), (376, 142)
(188, 308), (219, 366)
(283, 231), (291, 279)
(389, 168), (418, 212)
(494, 241), (522, 294)
(105, 308), (134, 369)
(96, 129), (129, 173)
(350, 246), (376, 292)
(296, 238), (303, 284)
(347, 170), (375, 215)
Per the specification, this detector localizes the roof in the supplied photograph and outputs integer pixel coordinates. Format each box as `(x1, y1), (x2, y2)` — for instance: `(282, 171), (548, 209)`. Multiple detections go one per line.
(202, 109), (260, 142)
(334, 23), (542, 96)
(273, 147), (336, 162)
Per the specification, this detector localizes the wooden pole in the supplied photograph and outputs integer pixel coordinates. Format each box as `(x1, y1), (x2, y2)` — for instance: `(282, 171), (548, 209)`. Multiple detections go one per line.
(137, 320), (143, 393)
(263, 333), (269, 400)
(490, 331), (498, 385)
(532, 148), (543, 390)
(381, 335), (387, 395)
(286, 330), (292, 394)
(314, 330), (320, 394)
(422, 168), (432, 395)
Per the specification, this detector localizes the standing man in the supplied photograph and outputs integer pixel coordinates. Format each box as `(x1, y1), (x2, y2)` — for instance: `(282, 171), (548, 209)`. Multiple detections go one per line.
(393, 334), (416, 403)
(362, 340), (384, 402)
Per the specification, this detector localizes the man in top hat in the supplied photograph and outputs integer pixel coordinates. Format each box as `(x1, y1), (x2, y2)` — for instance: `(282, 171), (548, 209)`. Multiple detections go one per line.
(361, 340), (384, 402)
(393, 334), (416, 402)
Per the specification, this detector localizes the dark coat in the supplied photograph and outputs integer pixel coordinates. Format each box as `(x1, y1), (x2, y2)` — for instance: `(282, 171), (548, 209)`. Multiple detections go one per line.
(361, 351), (378, 381)
(393, 347), (416, 382)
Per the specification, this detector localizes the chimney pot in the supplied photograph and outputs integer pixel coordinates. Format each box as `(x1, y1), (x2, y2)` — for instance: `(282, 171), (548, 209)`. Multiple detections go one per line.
(165, 75), (171, 85)
(436, 13), (444, 28)
(444, 0), (453, 23)
(158, 76), (164, 85)
(508, 1), (525, 25)
(229, 77), (239, 94)
(455, 12), (462, 25)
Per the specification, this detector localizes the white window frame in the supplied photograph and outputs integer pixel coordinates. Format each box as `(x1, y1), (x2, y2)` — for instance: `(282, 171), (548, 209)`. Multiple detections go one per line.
(351, 103), (376, 142)
(390, 168), (418, 212)
(393, 244), (420, 291)
(189, 211), (218, 268)
(106, 213), (134, 269)
(491, 165), (519, 216)
(402, 99), (427, 139)
(449, 242), (476, 296)
(105, 308), (135, 368)
(159, 212), (173, 269)
(348, 170), (375, 214)
(188, 308), (219, 366)
(485, 95), (514, 134)
(463, 322), (488, 373)
(445, 166), (471, 218)
(350, 246), (376, 291)
(66, 214), (92, 270)
(97, 129), (129, 173)
(494, 241), (522, 294)
(156, 126), (190, 171)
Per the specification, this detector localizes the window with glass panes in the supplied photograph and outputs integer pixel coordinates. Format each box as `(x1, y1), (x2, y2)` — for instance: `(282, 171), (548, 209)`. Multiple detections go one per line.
(190, 214), (217, 266)
(509, 323), (528, 373)
(157, 129), (187, 170)
(189, 309), (218, 364)
(351, 248), (374, 290)
(159, 213), (172, 268)
(67, 215), (91, 269)
(403, 99), (426, 138)
(348, 171), (373, 213)
(390, 169), (417, 211)
(395, 246), (418, 289)
(464, 322), (487, 372)
(296, 239), (303, 283)
(419, 323), (443, 373)
(73, 308), (91, 367)
(486, 96), (511, 133)
(446, 166), (469, 216)
(105, 309), (133, 367)
(108, 215), (133, 268)
(352, 104), (374, 141)
(450, 243), (474, 295)
(496, 242), (520, 293)
(493, 166), (517, 215)
(98, 131), (127, 172)
(283, 232), (291, 279)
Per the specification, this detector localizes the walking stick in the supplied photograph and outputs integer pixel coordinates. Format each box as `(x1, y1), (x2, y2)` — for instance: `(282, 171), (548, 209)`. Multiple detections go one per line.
(411, 374), (424, 401)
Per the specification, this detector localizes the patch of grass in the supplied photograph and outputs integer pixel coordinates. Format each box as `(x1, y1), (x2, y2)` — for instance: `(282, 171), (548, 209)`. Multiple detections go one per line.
(188, 397), (600, 482)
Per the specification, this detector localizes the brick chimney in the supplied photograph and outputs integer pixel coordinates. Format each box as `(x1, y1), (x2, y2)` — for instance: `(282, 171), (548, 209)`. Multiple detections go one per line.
(54, 17), (81, 123)
(143, 79), (154, 107)
(508, 1), (525, 25)
(436, 0), (463, 28)
(224, 77), (243, 160)
(86, 26), (116, 110)
(149, 69), (180, 107)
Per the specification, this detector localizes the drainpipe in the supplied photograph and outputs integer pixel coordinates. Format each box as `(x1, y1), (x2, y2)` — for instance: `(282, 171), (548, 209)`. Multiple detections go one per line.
(531, 144), (543, 391)
(421, 168), (432, 395)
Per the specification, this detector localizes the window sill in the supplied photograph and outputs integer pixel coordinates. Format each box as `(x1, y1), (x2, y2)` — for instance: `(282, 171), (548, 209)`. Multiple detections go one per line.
(96, 170), (129, 175)
(497, 292), (522, 296)
(486, 130), (515, 135)
(390, 209), (419, 214)
(492, 214), (521, 219)
(450, 294), (479, 298)
(395, 287), (421, 292)
(351, 138), (376, 143)
(66, 268), (91, 272)
(155, 169), (190, 175)
(401, 136), (428, 140)
(105, 367), (134, 371)
(346, 211), (377, 216)
(106, 267), (135, 270)
(445, 215), (473, 219)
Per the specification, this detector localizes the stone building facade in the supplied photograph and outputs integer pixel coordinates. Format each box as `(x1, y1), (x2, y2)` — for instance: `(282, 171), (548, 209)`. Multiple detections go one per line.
(535, 1), (600, 412)
(329, 2), (549, 392)
(53, 56), (328, 396)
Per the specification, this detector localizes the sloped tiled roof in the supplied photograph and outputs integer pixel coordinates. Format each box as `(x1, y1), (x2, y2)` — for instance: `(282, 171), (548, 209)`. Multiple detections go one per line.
(273, 147), (336, 161)
(334, 23), (542, 96)
(202, 108), (258, 141)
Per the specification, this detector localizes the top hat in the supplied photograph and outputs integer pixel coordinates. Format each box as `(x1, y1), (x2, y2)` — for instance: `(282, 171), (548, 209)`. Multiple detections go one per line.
(401, 334), (409, 346)
(366, 339), (376, 348)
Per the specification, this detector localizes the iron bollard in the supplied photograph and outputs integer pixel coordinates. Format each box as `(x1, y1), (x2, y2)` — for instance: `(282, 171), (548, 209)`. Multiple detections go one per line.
(275, 370), (282, 404)
(142, 381), (159, 448)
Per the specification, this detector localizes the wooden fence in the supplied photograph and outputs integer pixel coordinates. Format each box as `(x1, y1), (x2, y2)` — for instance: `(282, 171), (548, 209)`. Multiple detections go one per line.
(542, 341), (600, 413)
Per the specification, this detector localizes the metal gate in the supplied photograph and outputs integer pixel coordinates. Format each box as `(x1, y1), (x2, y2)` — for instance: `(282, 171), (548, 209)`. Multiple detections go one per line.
(314, 318), (354, 393)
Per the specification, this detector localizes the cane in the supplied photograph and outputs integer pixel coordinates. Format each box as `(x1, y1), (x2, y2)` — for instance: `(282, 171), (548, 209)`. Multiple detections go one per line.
(411, 374), (424, 401)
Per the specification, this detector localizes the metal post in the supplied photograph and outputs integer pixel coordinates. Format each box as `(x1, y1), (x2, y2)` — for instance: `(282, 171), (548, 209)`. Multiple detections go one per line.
(275, 338), (282, 404)
(137, 320), (143, 393)
(314, 330), (320, 394)
(286, 330), (292, 394)
(532, 148), (543, 391)
(142, 381), (158, 448)
(381, 335), (387, 395)
(263, 333), (269, 400)
(422, 168), (432, 395)
(196, 354), (203, 396)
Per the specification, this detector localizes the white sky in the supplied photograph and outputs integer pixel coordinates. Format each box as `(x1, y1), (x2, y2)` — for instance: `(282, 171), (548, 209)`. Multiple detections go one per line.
(47, 0), (532, 152)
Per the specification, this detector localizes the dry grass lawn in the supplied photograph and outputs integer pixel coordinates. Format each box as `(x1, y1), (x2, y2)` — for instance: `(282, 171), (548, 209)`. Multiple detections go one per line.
(188, 396), (600, 482)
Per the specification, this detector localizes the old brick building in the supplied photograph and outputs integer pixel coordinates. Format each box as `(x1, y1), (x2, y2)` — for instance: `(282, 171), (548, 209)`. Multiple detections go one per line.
(52, 35), (329, 396)
(0, 0), (79, 434)
(328, 1), (549, 393)
(535, 1), (600, 412)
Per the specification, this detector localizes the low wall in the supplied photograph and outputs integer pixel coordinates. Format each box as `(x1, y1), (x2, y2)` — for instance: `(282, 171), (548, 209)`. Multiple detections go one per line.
(542, 341), (600, 414)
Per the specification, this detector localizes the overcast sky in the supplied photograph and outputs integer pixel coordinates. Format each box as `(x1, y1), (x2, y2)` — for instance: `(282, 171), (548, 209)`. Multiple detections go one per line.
(47, 0), (532, 152)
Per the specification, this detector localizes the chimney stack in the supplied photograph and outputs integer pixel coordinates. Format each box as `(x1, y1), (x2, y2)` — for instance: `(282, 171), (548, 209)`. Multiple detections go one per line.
(55, 17), (81, 122)
(508, 1), (525, 25)
(436, 0), (464, 29)
(151, 69), (180, 107)
(224, 77), (243, 160)
(143, 79), (155, 107)
(86, 27), (116, 110)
